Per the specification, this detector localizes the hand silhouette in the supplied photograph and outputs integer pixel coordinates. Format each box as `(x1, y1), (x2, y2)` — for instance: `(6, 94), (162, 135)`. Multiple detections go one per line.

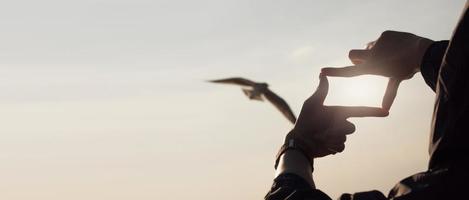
(285, 75), (388, 158)
(321, 31), (433, 110)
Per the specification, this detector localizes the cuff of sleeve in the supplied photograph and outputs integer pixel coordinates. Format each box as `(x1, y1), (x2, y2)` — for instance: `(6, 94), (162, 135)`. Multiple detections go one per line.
(420, 40), (449, 91)
(265, 173), (332, 200)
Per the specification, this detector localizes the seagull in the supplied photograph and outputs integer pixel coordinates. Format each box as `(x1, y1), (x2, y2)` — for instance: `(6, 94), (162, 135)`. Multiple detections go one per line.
(208, 77), (296, 124)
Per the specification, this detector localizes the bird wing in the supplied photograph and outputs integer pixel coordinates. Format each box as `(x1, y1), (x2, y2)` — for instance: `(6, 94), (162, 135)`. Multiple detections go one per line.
(208, 77), (256, 86)
(263, 88), (296, 124)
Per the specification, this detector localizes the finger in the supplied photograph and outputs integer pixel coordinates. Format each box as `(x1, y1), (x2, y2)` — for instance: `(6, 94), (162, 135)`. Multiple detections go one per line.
(326, 121), (355, 135)
(326, 135), (347, 143)
(382, 78), (401, 111)
(329, 106), (389, 118)
(326, 147), (339, 154)
(339, 121), (356, 135)
(321, 64), (369, 77)
(349, 49), (371, 65)
(327, 143), (345, 154)
(312, 74), (329, 104)
(366, 41), (376, 49)
(343, 121), (356, 134)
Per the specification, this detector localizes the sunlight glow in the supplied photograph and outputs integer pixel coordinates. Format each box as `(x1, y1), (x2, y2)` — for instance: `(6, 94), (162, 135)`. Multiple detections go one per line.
(324, 75), (388, 107)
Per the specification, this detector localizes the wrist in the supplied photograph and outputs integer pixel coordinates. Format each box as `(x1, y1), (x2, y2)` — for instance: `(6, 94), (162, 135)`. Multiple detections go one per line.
(275, 137), (315, 169)
(275, 149), (315, 187)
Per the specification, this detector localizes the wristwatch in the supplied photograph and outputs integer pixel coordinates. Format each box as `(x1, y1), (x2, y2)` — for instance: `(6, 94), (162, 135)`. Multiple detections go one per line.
(274, 138), (314, 169)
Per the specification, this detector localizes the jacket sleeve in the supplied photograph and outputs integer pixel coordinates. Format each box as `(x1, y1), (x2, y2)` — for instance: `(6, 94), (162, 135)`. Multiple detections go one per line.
(265, 173), (389, 200)
(420, 40), (449, 91)
(264, 173), (332, 200)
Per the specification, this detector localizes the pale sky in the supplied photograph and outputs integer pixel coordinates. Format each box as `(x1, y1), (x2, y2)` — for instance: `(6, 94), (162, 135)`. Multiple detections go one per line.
(0, 1), (466, 199)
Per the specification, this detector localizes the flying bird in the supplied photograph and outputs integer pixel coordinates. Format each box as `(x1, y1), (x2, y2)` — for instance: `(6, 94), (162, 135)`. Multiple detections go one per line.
(208, 77), (296, 124)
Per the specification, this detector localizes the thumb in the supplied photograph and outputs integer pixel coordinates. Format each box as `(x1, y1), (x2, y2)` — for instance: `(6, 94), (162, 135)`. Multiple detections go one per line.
(382, 78), (401, 111)
(349, 49), (371, 65)
(312, 74), (329, 104)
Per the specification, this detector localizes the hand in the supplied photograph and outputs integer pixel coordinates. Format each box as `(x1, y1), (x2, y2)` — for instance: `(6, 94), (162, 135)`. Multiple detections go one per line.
(321, 30), (434, 110)
(286, 75), (388, 159)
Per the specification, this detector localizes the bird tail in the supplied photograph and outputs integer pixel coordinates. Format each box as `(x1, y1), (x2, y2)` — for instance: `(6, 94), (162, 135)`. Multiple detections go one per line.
(242, 89), (263, 101)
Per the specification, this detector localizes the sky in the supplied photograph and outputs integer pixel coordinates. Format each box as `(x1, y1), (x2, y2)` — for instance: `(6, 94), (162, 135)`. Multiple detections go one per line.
(0, 1), (466, 199)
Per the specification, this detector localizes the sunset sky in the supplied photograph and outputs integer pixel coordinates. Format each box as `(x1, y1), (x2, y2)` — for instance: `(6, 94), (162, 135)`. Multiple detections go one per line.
(0, 1), (466, 199)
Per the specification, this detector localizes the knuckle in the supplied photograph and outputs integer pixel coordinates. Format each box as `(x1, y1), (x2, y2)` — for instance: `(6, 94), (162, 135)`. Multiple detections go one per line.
(349, 123), (356, 132)
(341, 135), (347, 143)
(337, 144), (345, 152)
(381, 30), (395, 36)
(333, 135), (346, 143)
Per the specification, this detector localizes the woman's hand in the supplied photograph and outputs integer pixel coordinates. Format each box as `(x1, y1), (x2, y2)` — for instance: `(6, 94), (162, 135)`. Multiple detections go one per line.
(321, 30), (434, 110)
(286, 75), (388, 159)
(275, 75), (388, 186)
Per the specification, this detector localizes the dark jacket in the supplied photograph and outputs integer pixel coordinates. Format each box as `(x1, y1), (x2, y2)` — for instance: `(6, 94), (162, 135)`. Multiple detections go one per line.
(265, 3), (469, 200)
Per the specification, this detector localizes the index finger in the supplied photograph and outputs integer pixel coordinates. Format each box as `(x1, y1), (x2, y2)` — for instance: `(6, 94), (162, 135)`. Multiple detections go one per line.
(328, 106), (389, 118)
(321, 64), (371, 77)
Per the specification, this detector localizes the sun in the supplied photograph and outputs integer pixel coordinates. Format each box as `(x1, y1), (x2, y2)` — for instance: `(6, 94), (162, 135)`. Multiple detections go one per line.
(324, 75), (388, 107)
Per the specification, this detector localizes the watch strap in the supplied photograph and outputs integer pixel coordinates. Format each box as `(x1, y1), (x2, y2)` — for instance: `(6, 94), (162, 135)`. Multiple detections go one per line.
(274, 138), (314, 169)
